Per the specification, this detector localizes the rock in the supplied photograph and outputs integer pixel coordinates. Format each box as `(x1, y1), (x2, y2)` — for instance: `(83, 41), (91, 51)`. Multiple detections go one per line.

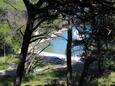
(41, 56), (65, 64)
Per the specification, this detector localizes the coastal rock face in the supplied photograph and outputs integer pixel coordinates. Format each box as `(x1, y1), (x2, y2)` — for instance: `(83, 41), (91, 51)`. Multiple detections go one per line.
(40, 56), (65, 65)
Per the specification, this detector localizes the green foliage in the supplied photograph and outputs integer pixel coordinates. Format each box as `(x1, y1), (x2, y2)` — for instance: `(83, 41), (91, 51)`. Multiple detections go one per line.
(0, 0), (25, 10)
(110, 72), (115, 84)
(0, 32), (5, 50)
(0, 24), (9, 52)
(40, 15), (63, 30)
(0, 24), (12, 43)
(98, 75), (111, 86)
(12, 37), (20, 53)
(0, 2), (24, 54)
(0, 22), (21, 55)
(98, 72), (115, 86)
(104, 58), (115, 69)
(0, 55), (19, 70)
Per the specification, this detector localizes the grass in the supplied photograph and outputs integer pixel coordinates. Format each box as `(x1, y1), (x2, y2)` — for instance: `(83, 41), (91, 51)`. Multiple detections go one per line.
(0, 55), (19, 70)
(0, 67), (66, 86)
(22, 71), (58, 86)
(0, 55), (66, 85)
(0, 55), (114, 86)
(21, 64), (67, 86)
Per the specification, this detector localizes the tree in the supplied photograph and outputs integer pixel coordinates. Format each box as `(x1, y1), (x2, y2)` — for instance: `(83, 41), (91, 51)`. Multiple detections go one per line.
(0, 21), (20, 55)
(14, 0), (61, 85)
(70, 1), (115, 86)
(14, 0), (115, 86)
(0, 6), (23, 55)
(66, 16), (72, 85)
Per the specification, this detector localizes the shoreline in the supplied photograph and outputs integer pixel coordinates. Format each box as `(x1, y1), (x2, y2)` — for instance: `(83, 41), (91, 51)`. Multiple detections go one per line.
(39, 51), (82, 63)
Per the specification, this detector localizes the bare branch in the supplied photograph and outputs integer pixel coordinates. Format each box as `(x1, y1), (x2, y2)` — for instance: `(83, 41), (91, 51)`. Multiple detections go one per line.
(53, 33), (67, 41)
(31, 32), (47, 38)
(35, 0), (45, 8)
(32, 18), (47, 32)
(25, 43), (50, 74)
(26, 39), (42, 60)
(32, 13), (58, 32)
(30, 36), (48, 43)
(16, 25), (24, 36)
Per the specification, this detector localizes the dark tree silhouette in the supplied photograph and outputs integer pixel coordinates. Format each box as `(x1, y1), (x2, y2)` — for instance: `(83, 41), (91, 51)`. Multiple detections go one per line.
(66, 16), (72, 85)
(14, 0), (59, 85)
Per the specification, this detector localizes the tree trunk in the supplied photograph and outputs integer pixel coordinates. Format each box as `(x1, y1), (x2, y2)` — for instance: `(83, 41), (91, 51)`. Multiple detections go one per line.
(66, 17), (72, 85)
(14, 16), (34, 86)
(78, 60), (89, 86)
(97, 40), (102, 75)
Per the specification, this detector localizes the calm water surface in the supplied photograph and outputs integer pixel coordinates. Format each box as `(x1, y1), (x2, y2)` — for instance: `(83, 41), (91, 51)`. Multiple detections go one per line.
(44, 27), (85, 56)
